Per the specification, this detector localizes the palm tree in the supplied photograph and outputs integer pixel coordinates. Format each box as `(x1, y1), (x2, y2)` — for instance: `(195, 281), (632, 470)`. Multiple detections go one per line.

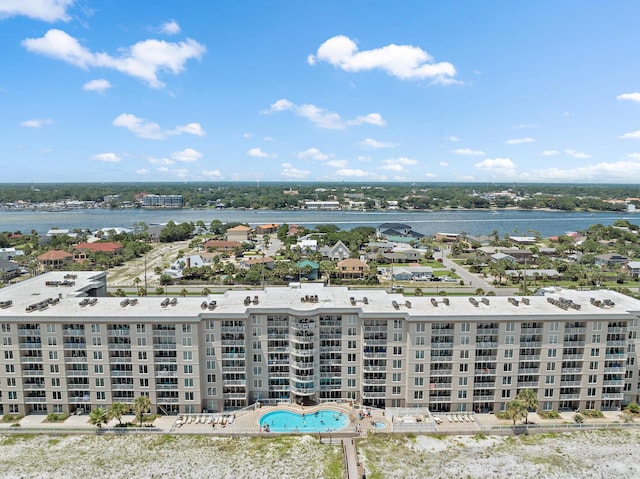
(202, 287), (211, 296)
(516, 389), (539, 424)
(504, 399), (527, 426)
(89, 407), (108, 428)
(107, 402), (128, 426)
(180, 288), (188, 297)
(414, 287), (423, 297)
(133, 396), (152, 427)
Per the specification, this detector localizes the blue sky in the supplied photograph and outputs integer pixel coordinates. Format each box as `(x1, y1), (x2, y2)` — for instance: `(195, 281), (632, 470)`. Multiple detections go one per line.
(3, 1), (640, 184)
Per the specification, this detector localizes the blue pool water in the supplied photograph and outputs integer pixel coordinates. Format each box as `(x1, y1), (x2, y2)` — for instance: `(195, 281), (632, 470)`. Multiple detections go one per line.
(259, 410), (349, 433)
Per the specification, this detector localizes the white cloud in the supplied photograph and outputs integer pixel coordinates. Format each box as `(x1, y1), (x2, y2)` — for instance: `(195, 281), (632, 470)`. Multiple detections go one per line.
(247, 147), (276, 158)
(135, 168), (149, 175)
(513, 123), (539, 130)
(381, 157), (417, 172)
(564, 148), (591, 159)
(526, 160), (640, 183)
(335, 168), (373, 178)
(148, 157), (173, 166)
(263, 136), (274, 142)
(157, 166), (169, 173)
(297, 148), (329, 160)
(172, 168), (189, 178)
(541, 150), (559, 156)
(506, 137), (535, 145)
(159, 20), (181, 35)
(445, 135), (460, 142)
(475, 158), (516, 169)
(617, 93), (640, 103)
(82, 79), (111, 93)
(626, 153), (640, 160)
(425, 172), (437, 178)
(242, 132), (252, 139)
(23, 29), (205, 88)
(113, 113), (205, 139)
(359, 138), (396, 149)
(0, 0), (74, 22)
(439, 161), (448, 167)
(619, 130), (640, 140)
(171, 148), (202, 162)
(308, 35), (457, 84)
(357, 155), (371, 162)
(21, 118), (52, 128)
(263, 98), (385, 130)
(91, 152), (120, 163)
(202, 169), (223, 179)
(281, 163), (310, 179)
(451, 148), (484, 156)
(326, 159), (348, 168)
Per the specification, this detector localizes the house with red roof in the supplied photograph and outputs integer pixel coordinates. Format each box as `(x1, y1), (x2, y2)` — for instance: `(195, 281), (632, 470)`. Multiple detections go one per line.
(37, 250), (73, 270)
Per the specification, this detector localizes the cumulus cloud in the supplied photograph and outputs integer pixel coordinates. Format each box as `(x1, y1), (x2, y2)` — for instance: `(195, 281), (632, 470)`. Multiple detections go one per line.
(242, 132), (252, 139)
(326, 159), (348, 168)
(21, 118), (52, 128)
(247, 147), (276, 158)
(335, 168), (373, 178)
(91, 152), (120, 163)
(113, 113), (205, 139)
(564, 149), (591, 159)
(135, 168), (150, 175)
(626, 153), (640, 160)
(617, 93), (640, 103)
(263, 98), (384, 129)
(159, 20), (181, 35)
(297, 148), (329, 160)
(451, 148), (484, 156)
(475, 158), (515, 169)
(22, 29), (205, 88)
(308, 35), (457, 84)
(381, 157), (417, 172)
(619, 130), (640, 140)
(445, 135), (460, 142)
(439, 161), (448, 166)
(357, 155), (372, 162)
(171, 148), (202, 162)
(202, 169), (223, 179)
(147, 157), (173, 166)
(359, 138), (396, 149)
(506, 137), (535, 145)
(82, 79), (111, 93)
(526, 160), (640, 183)
(541, 150), (559, 156)
(281, 163), (310, 178)
(0, 0), (74, 22)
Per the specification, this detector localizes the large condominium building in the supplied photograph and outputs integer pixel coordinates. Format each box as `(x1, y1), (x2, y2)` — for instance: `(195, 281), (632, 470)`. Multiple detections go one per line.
(140, 194), (183, 208)
(0, 271), (638, 417)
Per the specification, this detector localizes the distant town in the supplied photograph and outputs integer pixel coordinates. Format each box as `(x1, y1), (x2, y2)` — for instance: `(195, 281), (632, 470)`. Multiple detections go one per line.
(0, 182), (639, 212)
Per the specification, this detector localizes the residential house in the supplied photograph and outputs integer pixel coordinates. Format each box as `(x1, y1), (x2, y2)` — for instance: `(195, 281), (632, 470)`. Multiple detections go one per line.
(240, 256), (275, 270)
(296, 239), (318, 253)
(0, 260), (20, 281)
(0, 247), (23, 262)
(227, 225), (251, 243)
(37, 250), (73, 270)
(509, 236), (537, 245)
(626, 261), (640, 279)
(163, 255), (205, 279)
(390, 266), (433, 281)
(203, 240), (242, 253)
(505, 269), (560, 282)
(435, 233), (460, 243)
(73, 242), (124, 263)
(490, 252), (516, 263)
(595, 253), (629, 268)
(377, 223), (424, 243)
(320, 240), (351, 261)
(255, 224), (279, 235)
(336, 258), (368, 279)
(296, 260), (319, 280)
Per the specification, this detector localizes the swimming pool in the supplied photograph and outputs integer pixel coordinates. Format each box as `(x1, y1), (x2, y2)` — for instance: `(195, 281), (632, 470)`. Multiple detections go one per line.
(259, 410), (349, 433)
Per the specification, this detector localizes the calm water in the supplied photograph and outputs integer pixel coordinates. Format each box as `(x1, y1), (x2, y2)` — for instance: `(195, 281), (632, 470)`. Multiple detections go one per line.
(0, 208), (634, 237)
(259, 409), (349, 433)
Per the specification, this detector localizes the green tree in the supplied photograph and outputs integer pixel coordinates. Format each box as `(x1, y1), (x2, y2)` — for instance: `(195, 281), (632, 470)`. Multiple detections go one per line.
(108, 402), (128, 426)
(504, 399), (527, 426)
(516, 389), (538, 424)
(89, 407), (108, 428)
(133, 396), (152, 427)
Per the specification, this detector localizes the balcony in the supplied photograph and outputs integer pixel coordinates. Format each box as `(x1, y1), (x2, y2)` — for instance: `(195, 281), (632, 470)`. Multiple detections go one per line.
(429, 369), (453, 376)
(110, 370), (133, 377)
(607, 327), (627, 334)
(18, 328), (41, 336)
(602, 393), (624, 400)
(223, 380), (247, 386)
(363, 365), (387, 372)
(23, 383), (45, 390)
(564, 327), (586, 334)
(62, 328), (85, 336)
(560, 381), (581, 387)
(221, 326), (245, 333)
(519, 355), (541, 361)
(361, 391), (386, 399)
(363, 351), (387, 359)
(64, 356), (87, 363)
(290, 360), (316, 370)
(604, 366), (626, 373)
(107, 330), (131, 337)
(562, 354), (583, 361)
(605, 353), (626, 359)
(431, 342), (454, 349)
(430, 383), (452, 390)
(290, 335), (315, 344)
(290, 348), (316, 357)
(428, 396), (452, 403)
(559, 394), (580, 400)
(107, 344), (131, 351)
(289, 386), (315, 396)
(474, 369), (497, 376)
(362, 378), (386, 385)
(20, 356), (43, 364)
(472, 395), (495, 402)
(561, 367), (582, 374)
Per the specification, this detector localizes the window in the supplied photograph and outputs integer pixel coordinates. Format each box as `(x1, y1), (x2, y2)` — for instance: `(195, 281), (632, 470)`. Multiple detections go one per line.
(415, 377), (424, 386)
(414, 390), (423, 400)
(252, 341), (261, 350)
(207, 374), (217, 383)
(348, 354), (356, 362)
(206, 320), (215, 330)
(504, 349), (513, 358)
(185, 392), (194, 401)
(502, 376), (512, 385)
(0, 324), (9, 332)
(347, 327), (356, 336)
(544, 389), (553, 398)
(503, 363), (512, 372)
(593, 322), (602, 331)
(184, 378), (194, 388)
(94, 365), (103, 374)
(48, 337), (57, 346)
(549, 334), (558, 344)
(184, 365), (193, 374)
(458, 390), (467, 399)
(46, 324), (56, 333)
(253, 366), (262, 375)
(5, 364), (14, 373)
(252, 315), (261, 324)
(7, 378), (15, 387)
(136, 324), (146, 333)
(182, 337), (192, 347)
(206, 360), (216, 370)
(139, 365), (148, 374)
(501, 390), (511, 398)
(392, 373), (402, 382)
(347, 379), (356, 388)
(207, 387), (217, 396)
(51, 364), (60, 374)
(3, 337), (11, 346)
(253, 379), (262, 388)
(253, 354), (262, 363)
(91, 324), (100, 333)
(392, 360), (402, 369)
(415, 350), (425, 360)
(182, 324), (192, 333)
(347, 366), (356, 375)
(252, 327), (261, 337)
(549, 322), (558, 331)
(140, 378), (149, 388)
(92, 337), (102, 346)
(459, 377), (468, 386)
(415, 336), (425, 346)
(505, 335), (515, 345)
(95, 378), (105, 387)
(546, 363), (556, 371)
(3, 351), (12, 360)
(592, 334), (601, 343)
(51, 378), (60, 387)
(506, 322), (515, 332)
(416, 323), (426, 333)
(461, 323), (470, 332)
(93, 351), (102, 360)
(545, 375), (554, 384)
(52, 391), (62, 400)
(588, 374), (597, 383)
(393, 320), (402, 329)
(590, 348), (599, 357)
(206, 333), (215, 343)
(392, 386), (401, 395)
(548, 348), (557, 358)
(7, 391), (17, 400)
(587, 387), (596, 397)
(348, 340), (357, 349)
(414, 363), (424, 373)
(589, 361), (598, 370)
(206, 347), (215, 357)
(393, 346), (402, 355)
(393, 333), (403, 342)
(459, 364), (468, 372)
(49, 351), (58, 360)
(460, 336), (470, 345)
(138, 351), (147, 360)
(183, 351), (193, 361)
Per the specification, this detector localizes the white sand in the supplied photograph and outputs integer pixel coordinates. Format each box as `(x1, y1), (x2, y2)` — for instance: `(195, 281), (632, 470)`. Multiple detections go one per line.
(1, 429), (639, 478)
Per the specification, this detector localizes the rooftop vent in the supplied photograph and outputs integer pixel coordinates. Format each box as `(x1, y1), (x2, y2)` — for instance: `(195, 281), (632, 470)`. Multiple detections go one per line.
(161, 298), (170, 307)
(208, 301), (217, 310)
(363, 297), (368, 305)
(392, 300), (400, 310)
(120, 299), (129, 307)
(350, 297), (356, 306)
(481, 298), (490, 305)
(521, 298), (530, 305)
(405, 300), (411, 308)
(508, 297), (519, 306)
(469, 297), (479, 307)
(443, 298), (450, 306)
(253, 295), (259, 305)
(431, 298), (438, 307)
(129, 298), (138, 306)
(244, 296), (252, 306)
(170, 298), (178, 306)
(0, 300), (13, 309)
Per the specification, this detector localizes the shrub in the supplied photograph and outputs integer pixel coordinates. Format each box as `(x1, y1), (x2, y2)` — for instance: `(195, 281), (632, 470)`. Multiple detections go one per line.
(573, 413), (584, 424)
(581, 410), (603, 418)
(537, 410), (560, 419)
(2, 414), (24, 423)
(46, 413), (69, 423)
(625, 403), (640, 415)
